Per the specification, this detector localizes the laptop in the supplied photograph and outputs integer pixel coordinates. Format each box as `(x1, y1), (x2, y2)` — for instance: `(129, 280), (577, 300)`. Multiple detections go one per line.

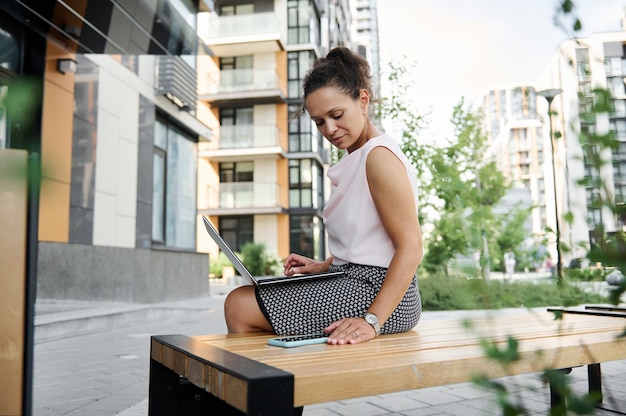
(202, 215), (344, 286)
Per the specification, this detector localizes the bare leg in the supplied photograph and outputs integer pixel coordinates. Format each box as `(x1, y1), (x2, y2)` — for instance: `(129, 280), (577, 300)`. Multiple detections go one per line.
(224, 285), (273, 333)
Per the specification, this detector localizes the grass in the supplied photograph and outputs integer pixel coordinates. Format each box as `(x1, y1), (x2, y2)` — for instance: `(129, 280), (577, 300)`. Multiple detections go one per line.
(419, 273), (609, 311)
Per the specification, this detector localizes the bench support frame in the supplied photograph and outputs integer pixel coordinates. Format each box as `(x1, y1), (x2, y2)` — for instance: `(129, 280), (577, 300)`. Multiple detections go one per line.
(149, 335), (295, 416)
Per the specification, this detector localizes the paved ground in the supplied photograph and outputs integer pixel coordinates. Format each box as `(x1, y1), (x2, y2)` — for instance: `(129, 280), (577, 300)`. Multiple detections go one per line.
(31, 275), (626, 416)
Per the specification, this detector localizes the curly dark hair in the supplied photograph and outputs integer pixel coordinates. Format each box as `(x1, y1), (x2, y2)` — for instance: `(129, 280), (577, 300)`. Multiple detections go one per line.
(302, 46), (373, 102)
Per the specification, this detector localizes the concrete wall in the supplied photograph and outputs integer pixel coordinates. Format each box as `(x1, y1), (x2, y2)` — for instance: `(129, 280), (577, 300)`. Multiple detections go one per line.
(37, 242), (209, 303)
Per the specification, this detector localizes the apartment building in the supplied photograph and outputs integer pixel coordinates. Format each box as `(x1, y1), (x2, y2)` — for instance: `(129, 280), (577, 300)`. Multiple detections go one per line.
(483, 86), (545, 237)
(1, 0), (376, 309)
(485, 23), (626, 264)
(533, 29), (626, 262)
(1, 0), (215, 303)
(197, 0), (363, 267)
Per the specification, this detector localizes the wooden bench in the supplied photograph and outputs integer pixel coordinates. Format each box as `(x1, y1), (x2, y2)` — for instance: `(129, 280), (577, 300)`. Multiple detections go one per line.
(148, 307), (626, 415)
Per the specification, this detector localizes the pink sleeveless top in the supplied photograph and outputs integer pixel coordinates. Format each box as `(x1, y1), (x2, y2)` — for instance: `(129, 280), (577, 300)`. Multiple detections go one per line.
(323, 135), (420, 267)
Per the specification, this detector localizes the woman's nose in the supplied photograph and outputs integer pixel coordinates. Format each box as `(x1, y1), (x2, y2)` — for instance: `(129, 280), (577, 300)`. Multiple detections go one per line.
(325, 119), (338, 135)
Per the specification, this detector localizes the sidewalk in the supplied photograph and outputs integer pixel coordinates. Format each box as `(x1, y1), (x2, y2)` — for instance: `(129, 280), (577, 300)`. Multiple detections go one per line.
(32, 279), (626, 416)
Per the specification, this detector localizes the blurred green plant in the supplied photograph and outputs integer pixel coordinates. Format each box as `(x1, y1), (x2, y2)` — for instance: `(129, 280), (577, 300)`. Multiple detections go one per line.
(209, 251), (233, 279)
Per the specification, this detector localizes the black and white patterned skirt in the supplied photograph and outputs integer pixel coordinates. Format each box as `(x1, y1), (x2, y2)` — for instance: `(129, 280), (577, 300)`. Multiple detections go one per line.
(256, 263), (421, 335)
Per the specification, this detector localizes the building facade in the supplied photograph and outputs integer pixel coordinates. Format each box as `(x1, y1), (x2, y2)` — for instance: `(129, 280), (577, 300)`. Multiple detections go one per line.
(0, 0), (215, 303)
(483, 86), (545, 237)
(196, 0), (372, 269)
(0, 0), (377, 308)
(485, 25), (626, 265)
(534, 30), (626, 262)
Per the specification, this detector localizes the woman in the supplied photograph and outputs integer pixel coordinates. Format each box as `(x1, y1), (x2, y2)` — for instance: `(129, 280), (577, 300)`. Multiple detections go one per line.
(224, 46), (423, 345)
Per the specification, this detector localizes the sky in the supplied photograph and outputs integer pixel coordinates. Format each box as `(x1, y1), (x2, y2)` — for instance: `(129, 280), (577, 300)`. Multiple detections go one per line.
(377, 0), (625, 141)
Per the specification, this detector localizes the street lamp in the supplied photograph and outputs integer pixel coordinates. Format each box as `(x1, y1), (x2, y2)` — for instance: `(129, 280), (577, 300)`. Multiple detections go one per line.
(537, 88), (563, 281)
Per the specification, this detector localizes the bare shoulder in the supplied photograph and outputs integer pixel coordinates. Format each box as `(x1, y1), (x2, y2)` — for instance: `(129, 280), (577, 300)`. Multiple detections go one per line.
(366, 145), (405, 176)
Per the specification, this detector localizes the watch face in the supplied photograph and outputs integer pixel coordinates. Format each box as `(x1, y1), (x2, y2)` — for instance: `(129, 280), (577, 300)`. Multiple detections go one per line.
(365, 313), (378, 324)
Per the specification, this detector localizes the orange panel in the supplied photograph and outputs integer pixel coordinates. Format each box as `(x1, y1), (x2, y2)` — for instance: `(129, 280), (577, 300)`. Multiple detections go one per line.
(39, 178), (71, 242)
(41, 80), (73, 183)
(39, 33), (76, 243)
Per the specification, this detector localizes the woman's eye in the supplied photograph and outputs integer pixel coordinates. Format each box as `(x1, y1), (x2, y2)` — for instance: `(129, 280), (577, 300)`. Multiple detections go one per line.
(333, 113), (342, 119)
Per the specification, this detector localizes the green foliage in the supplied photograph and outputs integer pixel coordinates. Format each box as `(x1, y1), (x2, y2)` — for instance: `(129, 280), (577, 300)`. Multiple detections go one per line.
(418, 274), (608, 311)
(209, 251), (234, 279)
(565, 267), (605, 282)
(240, 241), (267, 276)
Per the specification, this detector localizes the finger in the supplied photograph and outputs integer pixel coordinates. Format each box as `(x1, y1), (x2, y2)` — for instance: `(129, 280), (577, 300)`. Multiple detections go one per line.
(349, 329), (361, 344)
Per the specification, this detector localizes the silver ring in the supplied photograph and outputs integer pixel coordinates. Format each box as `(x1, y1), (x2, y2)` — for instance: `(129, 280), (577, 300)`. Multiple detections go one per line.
(354, 330), (360, 337)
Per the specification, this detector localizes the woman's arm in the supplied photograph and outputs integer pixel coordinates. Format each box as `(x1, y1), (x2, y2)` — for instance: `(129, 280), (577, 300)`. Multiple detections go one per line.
(364, 146), (423, 326)
(325, 146), (423, 344)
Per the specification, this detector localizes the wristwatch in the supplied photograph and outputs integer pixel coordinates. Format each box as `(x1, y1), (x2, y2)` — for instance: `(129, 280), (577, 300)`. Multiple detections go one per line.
(364, 312), (380, 336)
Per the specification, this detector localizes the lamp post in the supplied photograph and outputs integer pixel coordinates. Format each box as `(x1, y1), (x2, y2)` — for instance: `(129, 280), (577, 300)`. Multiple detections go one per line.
(537, 88), (563, 281)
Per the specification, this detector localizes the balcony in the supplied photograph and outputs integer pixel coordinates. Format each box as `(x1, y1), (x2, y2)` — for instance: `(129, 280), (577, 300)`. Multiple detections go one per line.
(202, 182), (284, 215)
(200, 68), (285, 107)
(201, 12), (285, 56)
(200, 124), (284, 160)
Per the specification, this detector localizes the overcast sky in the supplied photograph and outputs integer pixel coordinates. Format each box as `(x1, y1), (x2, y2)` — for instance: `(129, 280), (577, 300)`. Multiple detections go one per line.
(377, 0), (625, 141)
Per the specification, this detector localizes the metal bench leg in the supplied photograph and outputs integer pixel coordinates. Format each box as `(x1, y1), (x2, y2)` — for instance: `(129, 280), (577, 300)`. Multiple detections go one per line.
(588, 363), (602, 405)
(549, 368), (572, 416)
(149, 359), (245, 415)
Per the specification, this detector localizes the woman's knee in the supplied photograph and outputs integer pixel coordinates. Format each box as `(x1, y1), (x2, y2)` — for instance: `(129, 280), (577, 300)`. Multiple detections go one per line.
(224, 286), (264, 332)
(224, 286), (251, 317)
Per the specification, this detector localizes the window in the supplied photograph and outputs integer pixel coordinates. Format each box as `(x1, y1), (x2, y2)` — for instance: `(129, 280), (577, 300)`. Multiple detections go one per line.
(152, 118), (197, 249)
(287, 0), (319, 45)
(612, 99), (626, 117)
(607, 76), (626, 97)
(219, 216), (253, 252)
(220, 107), (253, 148)
(290, 214), (322, 259)
(604, 56), (625, 77)
(220, 3), (254, 15)
(220, 161), (253, 183)
(0, 84), (7, 149)
(609, 119), (626, 138)
(288, 50), (315, 98)
(0, 24), (21, 149)
(289, 159), (322, 208)
(289, 104), (313, 151)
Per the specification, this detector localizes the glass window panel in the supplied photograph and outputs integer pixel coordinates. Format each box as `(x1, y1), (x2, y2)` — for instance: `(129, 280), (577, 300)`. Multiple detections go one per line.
(152, 151), (165, 242)
(0, 27), (20, 71)
(152, 119), (197, 249)
(0, 85), (7, 149)
(154, 120), (167, 149)
(165, 126), (197, 249)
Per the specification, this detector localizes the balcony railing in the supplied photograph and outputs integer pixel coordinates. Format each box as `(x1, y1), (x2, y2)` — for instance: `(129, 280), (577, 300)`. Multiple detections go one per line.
(204, 12), (281, 40)
(218, 124), (279, 149)
(206, 182), (281, 209)
(207, 68), (280, 94)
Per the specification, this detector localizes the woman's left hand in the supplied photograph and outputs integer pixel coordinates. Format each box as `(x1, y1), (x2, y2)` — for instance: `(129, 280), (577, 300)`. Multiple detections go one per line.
(324, 317), (376, 345)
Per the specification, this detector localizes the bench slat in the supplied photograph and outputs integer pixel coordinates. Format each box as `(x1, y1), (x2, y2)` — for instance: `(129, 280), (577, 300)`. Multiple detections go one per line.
(191, 311), (626, 406)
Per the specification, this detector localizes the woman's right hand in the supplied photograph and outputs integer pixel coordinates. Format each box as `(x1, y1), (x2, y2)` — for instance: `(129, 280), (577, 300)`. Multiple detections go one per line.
(283, 254), (330, 276)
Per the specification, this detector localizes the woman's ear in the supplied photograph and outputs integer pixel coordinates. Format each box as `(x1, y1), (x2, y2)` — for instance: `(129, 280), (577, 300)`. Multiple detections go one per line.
(360, 89), (370, 111)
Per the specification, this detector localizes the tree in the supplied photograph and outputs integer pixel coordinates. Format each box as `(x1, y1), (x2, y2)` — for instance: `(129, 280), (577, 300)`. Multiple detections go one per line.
(423, 99), (509, 275)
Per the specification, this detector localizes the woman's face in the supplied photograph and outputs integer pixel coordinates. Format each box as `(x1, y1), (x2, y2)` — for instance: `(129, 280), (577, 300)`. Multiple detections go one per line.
(305, 86), (370, 153)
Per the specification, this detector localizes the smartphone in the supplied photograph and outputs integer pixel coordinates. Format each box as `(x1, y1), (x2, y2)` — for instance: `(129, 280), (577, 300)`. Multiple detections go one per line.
(268, 333), (329, 348)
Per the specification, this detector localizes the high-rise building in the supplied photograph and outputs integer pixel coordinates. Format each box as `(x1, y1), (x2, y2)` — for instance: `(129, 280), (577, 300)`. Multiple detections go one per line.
(485, 19), (626, 265)
(196, 0), (373, 269)
(0, 0), (376, 309)
(483, 86), (545, 237)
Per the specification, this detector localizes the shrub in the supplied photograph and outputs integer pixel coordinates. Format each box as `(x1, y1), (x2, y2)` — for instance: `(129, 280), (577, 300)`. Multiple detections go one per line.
(418, 273), (608, 311)
(209, 251), (233, 279)
(241, 241), (267, 276)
